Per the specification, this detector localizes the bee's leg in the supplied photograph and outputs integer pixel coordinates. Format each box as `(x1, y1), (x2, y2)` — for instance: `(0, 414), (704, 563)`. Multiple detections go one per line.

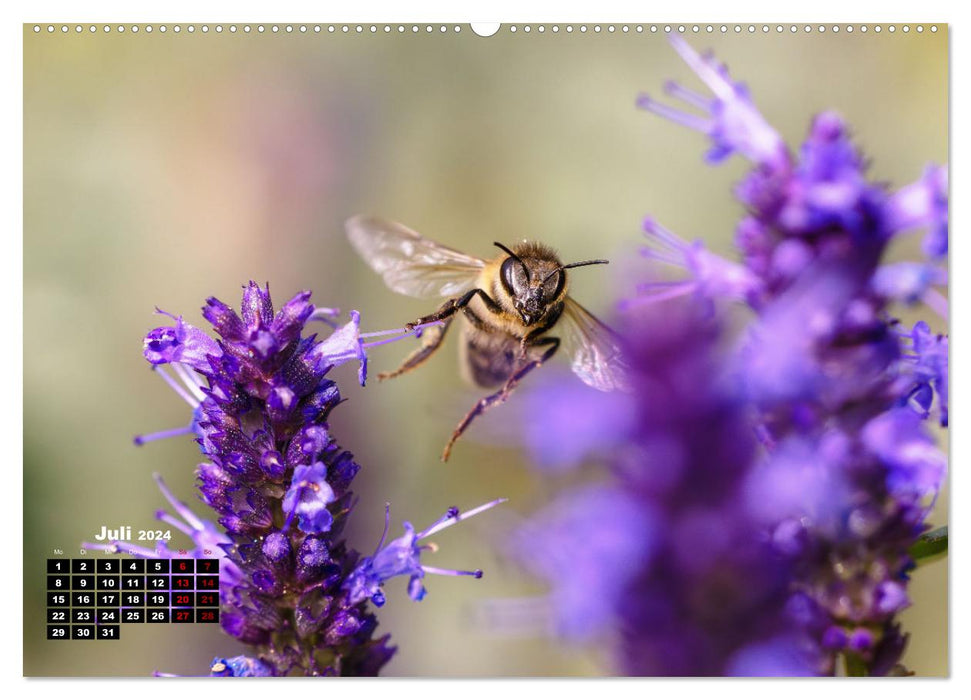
(442, 337), (560, 462)
(377, 318), (453, 381)
(405, 288), (503, 331)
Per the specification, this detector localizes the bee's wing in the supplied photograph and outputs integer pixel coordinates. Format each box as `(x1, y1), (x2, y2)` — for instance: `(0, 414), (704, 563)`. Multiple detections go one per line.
(346, 216), (485, 299)
(560, 297), (630, 392)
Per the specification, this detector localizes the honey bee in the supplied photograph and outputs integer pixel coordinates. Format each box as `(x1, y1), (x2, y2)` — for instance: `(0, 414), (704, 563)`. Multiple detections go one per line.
(346, 216), (628, 461)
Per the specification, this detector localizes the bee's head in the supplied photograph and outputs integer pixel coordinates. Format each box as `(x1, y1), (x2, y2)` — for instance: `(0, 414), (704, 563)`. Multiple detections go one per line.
(495, 242), (609, 326)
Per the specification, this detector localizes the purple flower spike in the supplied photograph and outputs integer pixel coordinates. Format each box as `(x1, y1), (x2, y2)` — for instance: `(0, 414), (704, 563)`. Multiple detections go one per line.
(129, 283), (483, 676)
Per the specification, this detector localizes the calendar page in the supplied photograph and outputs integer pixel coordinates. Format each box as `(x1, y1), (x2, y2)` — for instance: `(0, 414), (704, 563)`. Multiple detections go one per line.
(23, 20), (949, 678)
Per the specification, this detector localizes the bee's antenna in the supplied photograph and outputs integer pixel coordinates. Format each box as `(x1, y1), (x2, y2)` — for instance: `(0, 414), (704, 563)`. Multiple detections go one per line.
(543, 258), (609, 284)
(494, 242), (531, 282)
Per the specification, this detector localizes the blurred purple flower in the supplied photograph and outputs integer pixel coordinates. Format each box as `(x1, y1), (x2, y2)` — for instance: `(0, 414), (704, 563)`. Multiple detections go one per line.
(511, 37), (947, 677)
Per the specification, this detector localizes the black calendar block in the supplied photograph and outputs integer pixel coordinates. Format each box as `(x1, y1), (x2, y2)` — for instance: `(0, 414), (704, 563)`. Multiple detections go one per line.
(195, 608), (219, 624)
(122, 575), (145, 590)
(147, 592), (170, 607)
(96, 625), (120, 640)
(172, 608), (195, 624)
(72, 575), (95, 590)
(96, 559), (119, 574)
(196, 592), (218, 607)
(196, 559), (219, 574)
(47, 575), (69, 590)
(47, 608), (69, 623)
(96, 575), (119, 590)
(147, 575), (170, 590)
(47, 625), (70, 640)
(196, 575), (219, 590)
(98, 608), (120, 624)
(97, 591), (119, 607)
(171, 559), (194, 574)
(147, 609), (170, 623)
(47, 592), (69, 607)
(72, 625), (95, 640)
(72, 608), (95, 624)
(147, 560), (169, 574)
(45, 556), (224, 640)
(47, 559), (70, 574)
(71, 559), (94, 574)
(122, 558), (146, 573)
(72, 592), (95, 607)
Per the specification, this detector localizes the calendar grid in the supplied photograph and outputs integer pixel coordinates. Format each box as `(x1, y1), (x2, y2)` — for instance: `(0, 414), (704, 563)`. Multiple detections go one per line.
(46, 557), (220, 640)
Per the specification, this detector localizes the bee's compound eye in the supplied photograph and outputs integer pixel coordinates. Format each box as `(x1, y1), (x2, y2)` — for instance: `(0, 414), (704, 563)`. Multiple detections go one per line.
(543, 270), (561, 298)
(501, 257), (522, 293)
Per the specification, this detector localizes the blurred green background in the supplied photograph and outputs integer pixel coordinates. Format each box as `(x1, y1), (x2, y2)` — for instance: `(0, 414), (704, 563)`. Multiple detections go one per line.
(24, 24), (948, 676)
